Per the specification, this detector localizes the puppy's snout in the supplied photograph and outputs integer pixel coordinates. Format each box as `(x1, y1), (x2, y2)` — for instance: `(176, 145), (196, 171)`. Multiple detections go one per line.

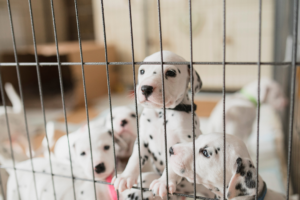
(121, 119), (128, 127)
(141, 85), (153, 98)
(169, 147), (174, 156)
(95, 163), (106, 174)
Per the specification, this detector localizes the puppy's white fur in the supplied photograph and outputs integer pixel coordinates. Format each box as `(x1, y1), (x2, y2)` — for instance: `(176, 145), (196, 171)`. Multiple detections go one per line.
(6, 158), (112, 200)
(168, 133), (285, 200)
(207, 78), (287, 141)
(113, 51), (213, 198)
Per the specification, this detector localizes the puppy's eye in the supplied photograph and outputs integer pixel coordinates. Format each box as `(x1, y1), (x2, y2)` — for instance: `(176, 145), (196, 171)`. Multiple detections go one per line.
(202, 149), (210, 158)
(80, 151), (86, 156)
(131, 113), (136, 118)
(165, 70), (176, 77)
(140, 69), (145, 75)
(104, 145), (110, 150)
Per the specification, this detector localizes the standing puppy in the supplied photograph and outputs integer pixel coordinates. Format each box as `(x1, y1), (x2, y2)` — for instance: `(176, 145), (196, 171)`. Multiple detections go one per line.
(168, 133), (285, 200)
(113, 51), (212, 198)
(207, 78), (287, 141)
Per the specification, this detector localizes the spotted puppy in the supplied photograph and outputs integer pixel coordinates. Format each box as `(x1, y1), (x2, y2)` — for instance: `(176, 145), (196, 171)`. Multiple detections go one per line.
(113, 51), (213, 198)
(207, 78), (287, 141)
(6, 127), (121, 200)
(167, 133), (285, 200)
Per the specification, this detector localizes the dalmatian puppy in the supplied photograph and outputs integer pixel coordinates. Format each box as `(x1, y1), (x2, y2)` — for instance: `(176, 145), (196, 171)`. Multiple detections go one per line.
(167, 133), (285, 200)
(6, 127), (121, 200)
(207, 78), (288, 141)
(113, 51), (214, 198)
(6, 158), (114, 200)
(39, 106), (137, 161)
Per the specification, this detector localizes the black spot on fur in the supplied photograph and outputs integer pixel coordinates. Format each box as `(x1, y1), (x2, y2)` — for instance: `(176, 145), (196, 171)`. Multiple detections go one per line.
(217, 147), (220, 151)
(145, 155), (148, 160)
(108, 130), (112, 136)
(144, 143), (148, 148)
(158, 152), (161, 155)
(153, 71), (157, 74)
(245, 171), (256, 188)
(180, 184), (185, 188)
(149, 135), (153, 139)
(148, 149), (151, 154)
(160, 161), (163, 165)
(147, 119), (151, 122)
(143, 180), (146, 183)
(236, 157), (246, 176)
(172, 114), (174, 116)
(188, 135), (191, 138)
(215, 149), (218, 154)
(81, 191), (84, 195)
(178, 69), (181, 73)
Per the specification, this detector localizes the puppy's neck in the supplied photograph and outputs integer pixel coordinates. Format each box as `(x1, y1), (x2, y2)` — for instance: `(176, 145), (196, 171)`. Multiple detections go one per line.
(180, 92), (192, 105)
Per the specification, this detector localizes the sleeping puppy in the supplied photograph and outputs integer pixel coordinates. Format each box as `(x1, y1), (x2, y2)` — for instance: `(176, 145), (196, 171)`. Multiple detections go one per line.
(40, 106), (137, 161)
(167, 133), (285, 200)
(6, 128), (121, 200)
(207, 78), (287, 141)
(113, 51), (214, 198)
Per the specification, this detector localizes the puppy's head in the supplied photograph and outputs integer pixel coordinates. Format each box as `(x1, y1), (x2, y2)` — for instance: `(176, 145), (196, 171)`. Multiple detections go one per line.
(169, 133), (258, 199)
(105, 106), (137, 138)
(72, 128), (122, 180)
(137, 51), (202, 109)
(105, 106), (138, 158)
(243, 78), (288, 111)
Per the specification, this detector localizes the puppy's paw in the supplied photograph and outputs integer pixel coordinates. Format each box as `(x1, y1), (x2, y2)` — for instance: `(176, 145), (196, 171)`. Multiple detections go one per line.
(112, 174), (138, 192)
(149, 178), (176, 198)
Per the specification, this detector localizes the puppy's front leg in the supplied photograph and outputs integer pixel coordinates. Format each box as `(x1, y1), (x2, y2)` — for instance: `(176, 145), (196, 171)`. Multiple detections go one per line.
(112, 139), (150, 192)
(149, 164), (181, 198)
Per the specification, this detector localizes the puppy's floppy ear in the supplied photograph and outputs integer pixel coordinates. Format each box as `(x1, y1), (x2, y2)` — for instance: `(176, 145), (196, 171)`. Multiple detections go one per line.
(226, 157), (257, 199)
(187, 65), (202, 93)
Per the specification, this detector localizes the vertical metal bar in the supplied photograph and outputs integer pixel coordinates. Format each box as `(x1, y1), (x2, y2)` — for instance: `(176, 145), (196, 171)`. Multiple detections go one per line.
(156, 1), (169, 199)
(0, 70), (20, 200)
(128, 0), (144, 199)
(222, 0), (226, 199)
(98, 0), (119, 199)
(255, 0), (262, 199)
(0, 170), (5, 200)
(73, 1), (97, 199)
(26, 0), (57, 198)
(48, 0), (77, 199)
(5, 0), (39, 199)
(188, 0), (196, 199)
(143, 0), (149, 57)
(286, 0), (299, 199)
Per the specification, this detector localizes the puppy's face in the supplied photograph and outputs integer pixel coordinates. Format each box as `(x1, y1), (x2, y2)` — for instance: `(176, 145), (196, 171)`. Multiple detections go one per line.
(73, 129), (118, 180)
(169, 133), (258, 199)
(105, 106), (137, 138)
(263, 81), (287, 111)
(137, 51), (202, 109)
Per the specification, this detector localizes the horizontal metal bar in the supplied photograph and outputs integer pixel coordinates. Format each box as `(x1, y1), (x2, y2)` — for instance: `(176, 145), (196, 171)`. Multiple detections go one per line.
(0, 165), (217, 200)
(0, 61), (297, 67)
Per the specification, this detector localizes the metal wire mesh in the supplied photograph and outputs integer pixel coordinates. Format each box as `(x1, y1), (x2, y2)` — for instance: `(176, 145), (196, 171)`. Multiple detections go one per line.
(0, 0), (299, 200)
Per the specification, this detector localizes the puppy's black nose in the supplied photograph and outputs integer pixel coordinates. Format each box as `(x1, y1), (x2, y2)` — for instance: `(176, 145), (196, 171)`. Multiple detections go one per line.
(141, 85), (153, 98)
(169, 147), (174, 156)
(121, 119), (128, 127)
(95, 163), (106, 174)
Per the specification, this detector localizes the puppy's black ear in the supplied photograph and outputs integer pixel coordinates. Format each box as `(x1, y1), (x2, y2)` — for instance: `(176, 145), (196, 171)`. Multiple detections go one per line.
(187, 65), (202, 93)
(226, 157), (257, 199)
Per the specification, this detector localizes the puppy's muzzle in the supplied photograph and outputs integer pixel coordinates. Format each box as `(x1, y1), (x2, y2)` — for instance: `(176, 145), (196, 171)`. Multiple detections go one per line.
(169, 147), (174, 156)
(121, 119), (128, 127)
(95, 163), (106, 174)
(141, 85), (153, 99)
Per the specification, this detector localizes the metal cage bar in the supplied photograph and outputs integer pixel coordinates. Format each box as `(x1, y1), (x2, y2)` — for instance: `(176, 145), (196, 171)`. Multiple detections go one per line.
(99, 0), (120, 199)
(156, 1), (170, 200)
(222, 0), (227, 199)
(73, 0), (98, 199)
(286, 0), (299, 199)
(255, 0), (263, 199)
(5, 0), (39, 199)
(26, 0), (57, 198)
(48, 0), (77, 198)
(127, 0), (144, 199)
(1, 61), (300, 67)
